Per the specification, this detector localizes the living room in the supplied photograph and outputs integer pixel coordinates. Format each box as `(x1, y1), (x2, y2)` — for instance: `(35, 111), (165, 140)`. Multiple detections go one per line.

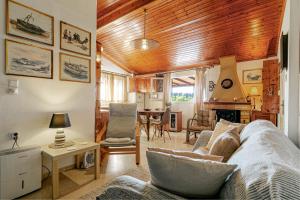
(0, 0), (299, 199)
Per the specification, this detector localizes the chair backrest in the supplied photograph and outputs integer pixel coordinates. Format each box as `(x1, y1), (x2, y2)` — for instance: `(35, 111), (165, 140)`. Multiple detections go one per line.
(197, 110), (216, 126)
(161, 108), (171, 125)
(106, 103), (137, 139)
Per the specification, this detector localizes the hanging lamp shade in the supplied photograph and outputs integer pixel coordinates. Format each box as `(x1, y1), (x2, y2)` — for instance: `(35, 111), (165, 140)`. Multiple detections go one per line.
(130, 9), (159, 51)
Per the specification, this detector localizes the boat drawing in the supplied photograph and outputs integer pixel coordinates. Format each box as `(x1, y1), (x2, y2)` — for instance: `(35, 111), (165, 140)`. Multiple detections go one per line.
(11, 57), (50, 74)
(64, 61), (88, 79)
(247, 73), (261, 81)
(10, 13), (49, 37)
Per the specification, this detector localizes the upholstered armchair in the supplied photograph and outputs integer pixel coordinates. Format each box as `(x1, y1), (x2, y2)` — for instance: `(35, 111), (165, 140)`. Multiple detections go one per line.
(98, 103), (140, 165)
(186, 110), (216, 143)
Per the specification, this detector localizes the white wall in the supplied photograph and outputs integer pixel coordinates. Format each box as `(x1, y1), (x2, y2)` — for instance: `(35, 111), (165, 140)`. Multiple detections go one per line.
(101, 56), (130, 75)
(0, 0), (97, 162)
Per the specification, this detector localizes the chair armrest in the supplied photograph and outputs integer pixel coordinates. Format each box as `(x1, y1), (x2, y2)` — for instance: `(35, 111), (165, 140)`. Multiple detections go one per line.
(135, 123), (140, 138)
(186, 118), (197, 129)
(192, 130), (213, 152)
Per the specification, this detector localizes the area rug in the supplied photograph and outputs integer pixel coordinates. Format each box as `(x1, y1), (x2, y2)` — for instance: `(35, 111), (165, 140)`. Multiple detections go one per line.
(79, 166), (150, 200)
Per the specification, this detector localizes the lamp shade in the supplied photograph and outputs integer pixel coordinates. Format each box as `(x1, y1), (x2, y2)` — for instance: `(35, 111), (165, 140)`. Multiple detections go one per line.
(49, 113), (71, 128)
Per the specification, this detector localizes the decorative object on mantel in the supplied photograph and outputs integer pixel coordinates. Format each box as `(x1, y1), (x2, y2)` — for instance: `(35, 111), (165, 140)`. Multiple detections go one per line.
(221, 79), (233, 89)
(130, 9), (160, 51)
(6, 0), (54, 46)
(59, 52), (91, 83)
(60, 21), (91, 56)
(242, 68), (262, 84)
(49, 113), (72, 148)
(5, 39), (53, 79)
(208, 81), (216, 92)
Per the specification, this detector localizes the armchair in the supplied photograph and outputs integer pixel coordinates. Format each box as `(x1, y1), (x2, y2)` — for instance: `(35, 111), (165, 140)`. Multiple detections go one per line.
(98, 103), (140, 165)
(186, 110), (216, 143)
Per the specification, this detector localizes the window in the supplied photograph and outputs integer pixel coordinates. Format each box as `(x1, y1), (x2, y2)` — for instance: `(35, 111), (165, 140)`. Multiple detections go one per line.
(171, 77), (195, 102)
(100, 72), (127, 107)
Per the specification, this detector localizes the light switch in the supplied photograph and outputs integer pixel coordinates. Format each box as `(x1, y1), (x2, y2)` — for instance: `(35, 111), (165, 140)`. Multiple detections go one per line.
(7, 79), (19, 95)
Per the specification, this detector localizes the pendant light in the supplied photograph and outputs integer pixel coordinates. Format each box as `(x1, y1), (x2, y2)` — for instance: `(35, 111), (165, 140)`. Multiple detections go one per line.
(130, 9), (159, 51)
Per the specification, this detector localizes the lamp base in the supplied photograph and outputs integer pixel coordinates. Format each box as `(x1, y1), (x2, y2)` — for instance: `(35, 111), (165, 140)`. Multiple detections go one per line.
(48, 129), (74, 149)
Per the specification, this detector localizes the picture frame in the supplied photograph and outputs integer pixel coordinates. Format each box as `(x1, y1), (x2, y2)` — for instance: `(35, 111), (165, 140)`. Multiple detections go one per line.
(5, 39), (53, 79)
(60, 21), (91, 57)
(6, 0), (54, 46)
(59, 53), (91, 83)
(242, 68), (262, 84)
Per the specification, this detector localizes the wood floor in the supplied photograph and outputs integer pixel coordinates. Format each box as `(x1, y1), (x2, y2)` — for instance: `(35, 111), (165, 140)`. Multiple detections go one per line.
(21, 129), (193, 199)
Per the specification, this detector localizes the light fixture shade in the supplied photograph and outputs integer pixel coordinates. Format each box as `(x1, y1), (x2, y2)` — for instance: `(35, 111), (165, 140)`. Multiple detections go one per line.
(49, 113), (71, 128)
(130, 38), (160, 51)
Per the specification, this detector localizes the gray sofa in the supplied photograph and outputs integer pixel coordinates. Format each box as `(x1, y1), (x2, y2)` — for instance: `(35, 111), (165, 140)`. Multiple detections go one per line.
(97, 120), (300, 199)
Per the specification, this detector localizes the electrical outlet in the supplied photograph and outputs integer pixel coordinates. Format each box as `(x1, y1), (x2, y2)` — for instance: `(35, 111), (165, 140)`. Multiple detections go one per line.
(8, 132), (18, 140)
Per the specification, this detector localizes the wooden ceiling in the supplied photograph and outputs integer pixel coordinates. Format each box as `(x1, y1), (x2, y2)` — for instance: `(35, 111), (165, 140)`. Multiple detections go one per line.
(172, 77), (195, 87)
(97, 0), (285, 75)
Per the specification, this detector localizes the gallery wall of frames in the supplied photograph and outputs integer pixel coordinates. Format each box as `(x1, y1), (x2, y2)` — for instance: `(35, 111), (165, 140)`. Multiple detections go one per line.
(5, 0), (91, 83)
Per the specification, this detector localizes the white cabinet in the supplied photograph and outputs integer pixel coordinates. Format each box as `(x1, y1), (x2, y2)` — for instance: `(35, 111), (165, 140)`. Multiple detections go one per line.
(0, 146), (41, 199)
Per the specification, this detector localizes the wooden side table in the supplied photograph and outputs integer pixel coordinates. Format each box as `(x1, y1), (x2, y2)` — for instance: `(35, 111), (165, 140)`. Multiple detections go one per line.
(41, 139), (100, 199)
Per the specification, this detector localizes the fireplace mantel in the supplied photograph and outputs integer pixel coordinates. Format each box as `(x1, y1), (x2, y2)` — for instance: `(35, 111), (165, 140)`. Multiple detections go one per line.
(204, 101), (251, 111)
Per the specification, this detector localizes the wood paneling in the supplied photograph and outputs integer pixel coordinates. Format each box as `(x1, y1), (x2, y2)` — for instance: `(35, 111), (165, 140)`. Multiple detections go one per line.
(97, 0), (285, 75)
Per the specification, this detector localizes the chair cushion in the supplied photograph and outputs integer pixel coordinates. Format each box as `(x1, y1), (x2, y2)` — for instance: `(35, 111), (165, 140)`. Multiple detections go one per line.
(209, 128), (240, 162)
(148, 148), (223, 162)
(146, 151), (237, 198)
(197, 110), (209, 126)
(189, 125), (211, 131)
(100, 139), (136, 147)
(105, 137), (131, 143)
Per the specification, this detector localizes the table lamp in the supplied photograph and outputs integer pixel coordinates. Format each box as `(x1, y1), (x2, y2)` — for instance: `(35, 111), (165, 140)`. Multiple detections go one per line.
(49, 113), (71, 148)
(249, 86), (260, 110)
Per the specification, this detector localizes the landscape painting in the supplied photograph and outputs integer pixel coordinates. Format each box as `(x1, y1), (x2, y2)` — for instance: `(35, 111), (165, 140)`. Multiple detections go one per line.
(60, 53), (91, 83)
(60, 21), (91, 56)
(6, 40), (53, 79)
(243, 69), (262, 84)
(6, 0), (54, 46)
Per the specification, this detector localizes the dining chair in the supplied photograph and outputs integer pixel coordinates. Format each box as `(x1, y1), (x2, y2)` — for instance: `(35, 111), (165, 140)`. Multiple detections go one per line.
(151, 108), (171, 142)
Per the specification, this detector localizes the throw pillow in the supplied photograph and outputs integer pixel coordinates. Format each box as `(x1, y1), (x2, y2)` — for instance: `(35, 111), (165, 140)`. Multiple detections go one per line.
(206, 122), (240, 149)
(146, 151), (237, 198)
(219, 119), (246, 134)
(209, 128), (240, 162)
(148, 147), (223, 162)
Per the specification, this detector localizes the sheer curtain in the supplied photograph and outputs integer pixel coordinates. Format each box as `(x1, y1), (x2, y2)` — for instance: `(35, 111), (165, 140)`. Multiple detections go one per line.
(163, 73), (172, 108)
(194, 68), (207, 113)
(101, 72), (127, 107)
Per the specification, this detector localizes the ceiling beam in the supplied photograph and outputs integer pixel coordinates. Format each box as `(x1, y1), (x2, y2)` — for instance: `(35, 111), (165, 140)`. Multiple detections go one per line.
(97, 0), (130, 18)
(174, 78), (193, 85)
(97, 0), (156, 28)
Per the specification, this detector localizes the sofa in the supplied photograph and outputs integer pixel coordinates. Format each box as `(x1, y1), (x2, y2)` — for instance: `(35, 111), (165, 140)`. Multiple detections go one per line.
(97, 120), (300, 199)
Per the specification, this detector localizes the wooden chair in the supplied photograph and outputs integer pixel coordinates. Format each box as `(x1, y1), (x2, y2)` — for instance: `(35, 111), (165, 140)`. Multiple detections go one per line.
(151, 108), (171, 143)
(186, 110), (216, 143)
(98, 103), (140, 165)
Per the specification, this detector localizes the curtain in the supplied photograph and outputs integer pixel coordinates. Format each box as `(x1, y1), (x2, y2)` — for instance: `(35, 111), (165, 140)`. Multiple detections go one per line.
(101, 72), (127, 106)
(194, 68), (207, 113)
(163, 73), (172, 108)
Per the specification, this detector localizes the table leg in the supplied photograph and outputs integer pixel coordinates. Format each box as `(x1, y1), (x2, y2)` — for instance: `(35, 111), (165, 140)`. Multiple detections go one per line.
(75, 155), (81, 169)
(95, 147), (100, 179)
(146, 114), (150, 141)
(52, 159), (59, 200)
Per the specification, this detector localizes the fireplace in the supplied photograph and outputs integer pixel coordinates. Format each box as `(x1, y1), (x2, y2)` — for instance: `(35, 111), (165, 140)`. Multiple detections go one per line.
(215, 109), (241, 123)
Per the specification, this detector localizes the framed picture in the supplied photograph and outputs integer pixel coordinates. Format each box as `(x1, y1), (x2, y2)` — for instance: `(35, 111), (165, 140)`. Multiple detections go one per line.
(60, 21), (91, 56)
(5, 39), (53, 79)
(6, 0), (54, 46)
(243, 69), (262, 84)
(59, 53), (91, 83)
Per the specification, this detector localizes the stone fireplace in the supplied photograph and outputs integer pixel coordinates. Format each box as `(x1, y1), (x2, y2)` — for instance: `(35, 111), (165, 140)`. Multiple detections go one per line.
(205, 56), (251, 123)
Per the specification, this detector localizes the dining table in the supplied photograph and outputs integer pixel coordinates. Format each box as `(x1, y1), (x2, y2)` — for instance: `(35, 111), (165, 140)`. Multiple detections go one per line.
(138, 109), (165, 141)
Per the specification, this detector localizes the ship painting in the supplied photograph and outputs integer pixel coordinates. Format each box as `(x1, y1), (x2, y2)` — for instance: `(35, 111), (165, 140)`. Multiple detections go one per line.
(11, 57), (50, 74)
(246, 73), (261, 81)
(63, 29), (89, 51)
(63, 60), (88, 79)
(10, 13), (50, 38)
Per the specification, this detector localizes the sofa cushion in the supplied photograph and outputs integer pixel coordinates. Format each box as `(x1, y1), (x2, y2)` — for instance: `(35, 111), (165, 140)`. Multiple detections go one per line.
(146, 151), (237, 198)
(148, 147), (223, 162)
(206, 122), (240, 149)
(219, 119), (246, 134)
(209, 128), (240, 162)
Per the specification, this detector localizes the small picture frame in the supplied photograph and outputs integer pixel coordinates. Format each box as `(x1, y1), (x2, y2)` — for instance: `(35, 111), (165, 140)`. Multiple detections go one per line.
(59, 53), (91, 83)
(6, 0), (54, 46)
(5, 39), (53, 79)
(243, 69), (262, 84)
(60, 21), (91, 56)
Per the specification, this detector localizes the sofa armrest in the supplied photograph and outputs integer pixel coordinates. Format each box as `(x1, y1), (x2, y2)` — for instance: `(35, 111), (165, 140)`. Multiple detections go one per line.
(192, 130), (213, 152)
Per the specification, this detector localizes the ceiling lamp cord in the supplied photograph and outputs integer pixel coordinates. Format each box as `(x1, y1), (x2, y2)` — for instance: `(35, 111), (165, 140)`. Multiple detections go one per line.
(143, 9), (147, 39)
